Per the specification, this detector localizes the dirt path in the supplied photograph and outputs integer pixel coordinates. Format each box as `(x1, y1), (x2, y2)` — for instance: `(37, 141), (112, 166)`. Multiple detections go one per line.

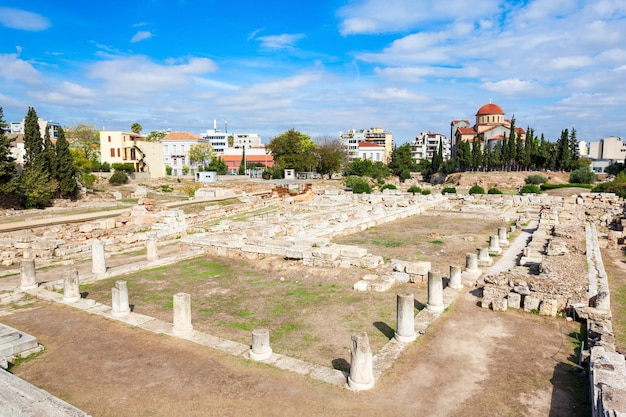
(2, 280), (587, 417)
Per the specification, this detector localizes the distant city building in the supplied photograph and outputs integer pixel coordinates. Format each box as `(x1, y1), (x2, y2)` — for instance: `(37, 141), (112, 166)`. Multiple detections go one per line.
(9, 118), (61, 138)
(356, 141), (385, 163)
(339, 127), (393, 163)
(199, 120), (263, 155)
(410, 132), (451, 162)
(99, 131), (165, 178)
(161, 132), (209, 176)
(451, 102), (525, 156)
(220, 147), (274, 175)
(587, 136), (626, 173)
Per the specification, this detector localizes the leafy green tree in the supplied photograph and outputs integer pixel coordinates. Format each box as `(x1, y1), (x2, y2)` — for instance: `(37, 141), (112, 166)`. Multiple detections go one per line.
(23, 107), (44, 166)
(314, 138), (345, 179)
(207, 157), (228, 174)
(145, 130), (167, 141)
(130, 122), (143, 134)
(66, 122), (100, 160)
(266, 129), (317, 172)
(482, 143), (491, 171)
(345, 158), (373, 177)
(0, 107), (18, 195)
(188, 143), (215, 170)
(388, 143), (415, 182)
(455, 140), (471, 171)
(344, 176), (371, 194)
(55, 127), (79, 199)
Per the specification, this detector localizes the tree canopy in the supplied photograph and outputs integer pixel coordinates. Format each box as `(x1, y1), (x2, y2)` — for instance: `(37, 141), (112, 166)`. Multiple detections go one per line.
(130, 122), (143, 134)
(314, 137), (346, 179)
(188, 143), (215, 169)
(266, 129), (317, 173)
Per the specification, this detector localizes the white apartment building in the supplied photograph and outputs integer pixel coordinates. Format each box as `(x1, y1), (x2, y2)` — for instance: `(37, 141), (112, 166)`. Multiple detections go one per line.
(357, 141), (385, 162)
(200, 128), (228, 155)
(161, 132), (209, 176)
(339, 127), (393, 163)
(588, 136), (626, 161)
(410, 132), (451, 162)
(10, 118), (61, 138)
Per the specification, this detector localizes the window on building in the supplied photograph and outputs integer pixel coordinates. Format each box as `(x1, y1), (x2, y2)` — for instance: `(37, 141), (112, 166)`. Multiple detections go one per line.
(172, 145), (177, 155)
(117, 148), (120, 157)
(110, 148), (115, 157)
(108, 136), (111, 142)
(164, 145), (168, 154)
(181, 145), (185, 153)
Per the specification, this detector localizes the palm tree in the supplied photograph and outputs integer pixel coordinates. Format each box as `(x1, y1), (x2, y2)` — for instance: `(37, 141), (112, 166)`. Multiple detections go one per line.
(130, 123), (143, 134)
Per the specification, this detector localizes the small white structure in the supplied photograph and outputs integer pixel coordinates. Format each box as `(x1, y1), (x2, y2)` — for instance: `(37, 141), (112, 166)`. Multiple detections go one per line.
(284, 169), (295, 180)
(196, 171), (217, 183)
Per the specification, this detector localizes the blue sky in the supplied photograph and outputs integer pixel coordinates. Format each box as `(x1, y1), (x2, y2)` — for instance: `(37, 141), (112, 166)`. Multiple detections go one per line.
(1, 0), (625, 145)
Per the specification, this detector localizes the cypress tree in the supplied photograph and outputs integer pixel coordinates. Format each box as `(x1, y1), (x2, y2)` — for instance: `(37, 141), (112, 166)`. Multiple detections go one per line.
(569, 128), (580, 170)
(56, 127), (78, 199)
(20, 107), (57, 208)
(0, 107), (18, 195)
(43, 125), (57, 181)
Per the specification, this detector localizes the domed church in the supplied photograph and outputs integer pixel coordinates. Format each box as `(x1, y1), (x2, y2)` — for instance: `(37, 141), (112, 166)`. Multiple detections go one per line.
(450, 102), (526, 155)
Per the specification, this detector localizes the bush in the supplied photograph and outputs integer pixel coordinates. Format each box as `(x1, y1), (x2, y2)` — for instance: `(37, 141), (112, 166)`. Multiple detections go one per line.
(468, 185), (485, 195)
(99, 161), (111, 172)
(160, 185), (173, 193)
(421, 189), (431, 195)
(344, 176), (372, 194)
(165, 166), (172, 175)
(525, 174), (547, 185)
(109, 171), (128, 185)
(540, 183), (593, 191)
(182, 165), (190, 175)
(442, 187), (457, 194)
(111, 163), (135, 173)
(519, 184), (541, 194)
(262, 170), (272, 180)
(380, 183), (397, 191)
(407, 185), (422, 194)
(488, 187), (503, 194)
(80, 173), (96, 189)
(179, 183), (201, 197)
(569, 167), (596, 184)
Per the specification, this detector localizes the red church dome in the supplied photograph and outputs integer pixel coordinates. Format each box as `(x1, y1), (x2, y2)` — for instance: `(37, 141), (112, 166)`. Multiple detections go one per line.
(476, 103), (504, 116)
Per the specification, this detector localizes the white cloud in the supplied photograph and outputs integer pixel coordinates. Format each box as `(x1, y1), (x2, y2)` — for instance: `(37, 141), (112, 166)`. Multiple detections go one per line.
(257, 34), (305, 49)
(130, 31), (153, 43)
(29, 81), (96, 106)
(247, 28), (264, 41)
(0, 7), (50, 31)
(0, 53), (42, 84)
(337, 0), (500, 35)
(482, 79), (540, 95)
(88, 56), (218, 97)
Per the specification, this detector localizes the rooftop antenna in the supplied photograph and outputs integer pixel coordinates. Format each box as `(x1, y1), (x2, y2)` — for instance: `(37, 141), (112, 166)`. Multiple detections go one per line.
(213, 119), (217, 131)
(225, 120), (228, 133)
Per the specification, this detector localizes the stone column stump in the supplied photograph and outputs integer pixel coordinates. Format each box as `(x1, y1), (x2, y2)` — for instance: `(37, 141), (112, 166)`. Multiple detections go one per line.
(249, 329), (273, 361)
(112, 281), (131, 317)
(477, 247), (493, 266)
(20, 258), (37, 290)
(172, 293), (194, 337)
(465, 253), (479, 272)
(62, 269), (81, 303)
(146, 233), (159, 262)
(448, 265), (463, 289)
(426, 272), (444, 313)
(92, 239), (107, 274)
(348, 332), (374, 391)
(394, 293), (416, 343)
(488, 235), (502, 255)
(498, 227), (509, 246)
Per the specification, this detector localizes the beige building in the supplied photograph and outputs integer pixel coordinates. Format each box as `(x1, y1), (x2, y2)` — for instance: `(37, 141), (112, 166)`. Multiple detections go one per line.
(99, 131), (165, 178)
(588, 136), (626, 161)
(339, 127), (393, 163)
(451, 103), (525, 155)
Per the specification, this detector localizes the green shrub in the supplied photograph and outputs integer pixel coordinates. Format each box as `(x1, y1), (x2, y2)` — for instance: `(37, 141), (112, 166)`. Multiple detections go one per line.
(488, 187), (503, 194)
(99, 162), (111, 172)
(165, 166), (172, 175)
(109, 171), (128, 185)
(80, 173), (96, 189)
(262, 170), (272, 180)
(344, 176), (372, 194)
(182, 165), (190, 175)
(380, 183), (397, 191)
(541, 183), (593, 191)
(442, 187), (457, 194)
(407, 185), (422, 194)
(111, 162), (135, 173)
(525, 174), (547, 185)
(569, 167), (596, 184)
(160, 185), (173, 193)
(421, 189), (431, 195)
(468, 185), (485, 195)
(519, 184), (541, 194)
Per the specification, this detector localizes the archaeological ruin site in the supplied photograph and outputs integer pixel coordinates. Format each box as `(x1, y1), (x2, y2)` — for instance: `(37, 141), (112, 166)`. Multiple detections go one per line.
(0, 178), (625, 416)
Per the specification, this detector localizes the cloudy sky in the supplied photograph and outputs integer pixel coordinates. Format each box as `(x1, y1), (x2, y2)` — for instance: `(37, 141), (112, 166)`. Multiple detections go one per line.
(1, 0), (625, 144)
